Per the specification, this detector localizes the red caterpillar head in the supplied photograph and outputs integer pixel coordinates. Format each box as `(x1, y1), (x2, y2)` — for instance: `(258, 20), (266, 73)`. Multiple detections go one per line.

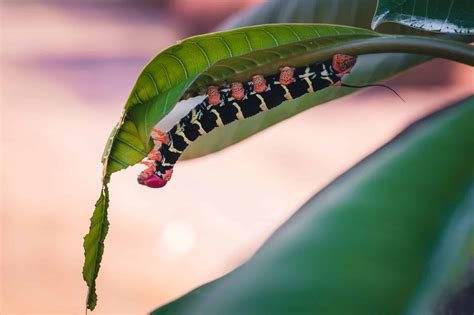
(137, 169), (173, 188)
(137, 170), (167, 188)
(332, 54), (357, 77)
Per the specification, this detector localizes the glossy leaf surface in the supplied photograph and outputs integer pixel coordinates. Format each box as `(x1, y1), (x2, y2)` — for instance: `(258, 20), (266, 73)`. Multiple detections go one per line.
(152, 96), (474, 315)
(372, 0), (474, 34)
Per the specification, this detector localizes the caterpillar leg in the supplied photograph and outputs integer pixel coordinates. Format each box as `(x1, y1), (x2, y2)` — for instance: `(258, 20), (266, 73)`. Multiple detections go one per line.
(152, 128), (169, 145)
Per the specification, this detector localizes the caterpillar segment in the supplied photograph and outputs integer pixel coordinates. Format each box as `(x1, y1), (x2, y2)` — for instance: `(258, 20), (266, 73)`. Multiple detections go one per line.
(252, 75), (267, 93)
(138, 54), (357, 188)
(151, 128), (170, 144)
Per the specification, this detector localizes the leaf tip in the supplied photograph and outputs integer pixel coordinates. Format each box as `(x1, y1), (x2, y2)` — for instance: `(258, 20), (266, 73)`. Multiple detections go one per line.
(82, 184), (110, 312)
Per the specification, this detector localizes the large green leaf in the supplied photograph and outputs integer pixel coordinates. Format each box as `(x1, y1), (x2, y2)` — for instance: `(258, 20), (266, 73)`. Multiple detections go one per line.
(105, 24), (473, 172)
(151, 96), (474, 315)
(105, 24), (379, 176)
(372, 0), (474, 34)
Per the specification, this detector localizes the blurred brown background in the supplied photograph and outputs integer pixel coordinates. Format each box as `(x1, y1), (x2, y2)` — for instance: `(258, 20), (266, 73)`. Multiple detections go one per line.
(1, 0), (472, 314)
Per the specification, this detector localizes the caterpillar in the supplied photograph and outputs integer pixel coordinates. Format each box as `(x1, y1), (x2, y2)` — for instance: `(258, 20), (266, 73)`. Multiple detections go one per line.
(137, 54), (357, 188)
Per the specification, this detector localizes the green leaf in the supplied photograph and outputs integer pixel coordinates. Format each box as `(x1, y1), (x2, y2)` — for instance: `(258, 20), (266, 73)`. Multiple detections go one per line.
(104, 24), (377, 175)
(83, 185), (110, 311)
(151, 96), (474, 315)
(372, 0), (474, 34)
(104, 24), (473, 171)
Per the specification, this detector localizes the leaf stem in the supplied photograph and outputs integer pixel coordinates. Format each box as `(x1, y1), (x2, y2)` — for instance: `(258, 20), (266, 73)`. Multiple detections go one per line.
(323, 35), (474, 66)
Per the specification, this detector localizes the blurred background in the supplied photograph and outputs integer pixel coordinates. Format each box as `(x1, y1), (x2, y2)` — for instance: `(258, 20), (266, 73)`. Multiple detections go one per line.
(1, 0), (472, 314)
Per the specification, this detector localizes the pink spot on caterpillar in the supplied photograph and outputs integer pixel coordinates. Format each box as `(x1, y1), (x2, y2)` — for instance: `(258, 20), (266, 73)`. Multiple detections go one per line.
(252, 75), (267, 93)
(332, 54), (357, 77)
(207, 86), (221, 106)
(147, 149), (162, 161)
(279, 66), (295, 85)
(231, 82), (245, 100)
(137, 171), (168, 188)
(152, 128), (169, 145)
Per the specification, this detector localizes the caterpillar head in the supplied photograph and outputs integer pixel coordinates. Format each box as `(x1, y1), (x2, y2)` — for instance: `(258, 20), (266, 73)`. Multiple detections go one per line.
(137, 169), (172, 188)
(137, 170), (167, 188)
(332, 54), (357, 77)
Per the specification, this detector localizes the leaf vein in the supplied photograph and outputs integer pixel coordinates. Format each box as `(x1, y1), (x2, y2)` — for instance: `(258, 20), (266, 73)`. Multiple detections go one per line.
(145, 72), (159, 95)
(286, 25), (302, 40)
(158, 63), (172, 88)
(263, 28), (280, 46)
(242, 32), (253, 51)
(116, 137), (148, 155)
(219, 36), (234, 57)
(311, 26), (321, 37)
(163, 53), (189, 79)
(134, 90), (143, 104)
(213, 64), (239, 73)
(192, 42), (211, 67)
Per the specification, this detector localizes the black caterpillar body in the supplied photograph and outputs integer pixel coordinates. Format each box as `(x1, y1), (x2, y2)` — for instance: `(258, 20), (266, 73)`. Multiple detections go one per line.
(138, 54), (357, 188)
